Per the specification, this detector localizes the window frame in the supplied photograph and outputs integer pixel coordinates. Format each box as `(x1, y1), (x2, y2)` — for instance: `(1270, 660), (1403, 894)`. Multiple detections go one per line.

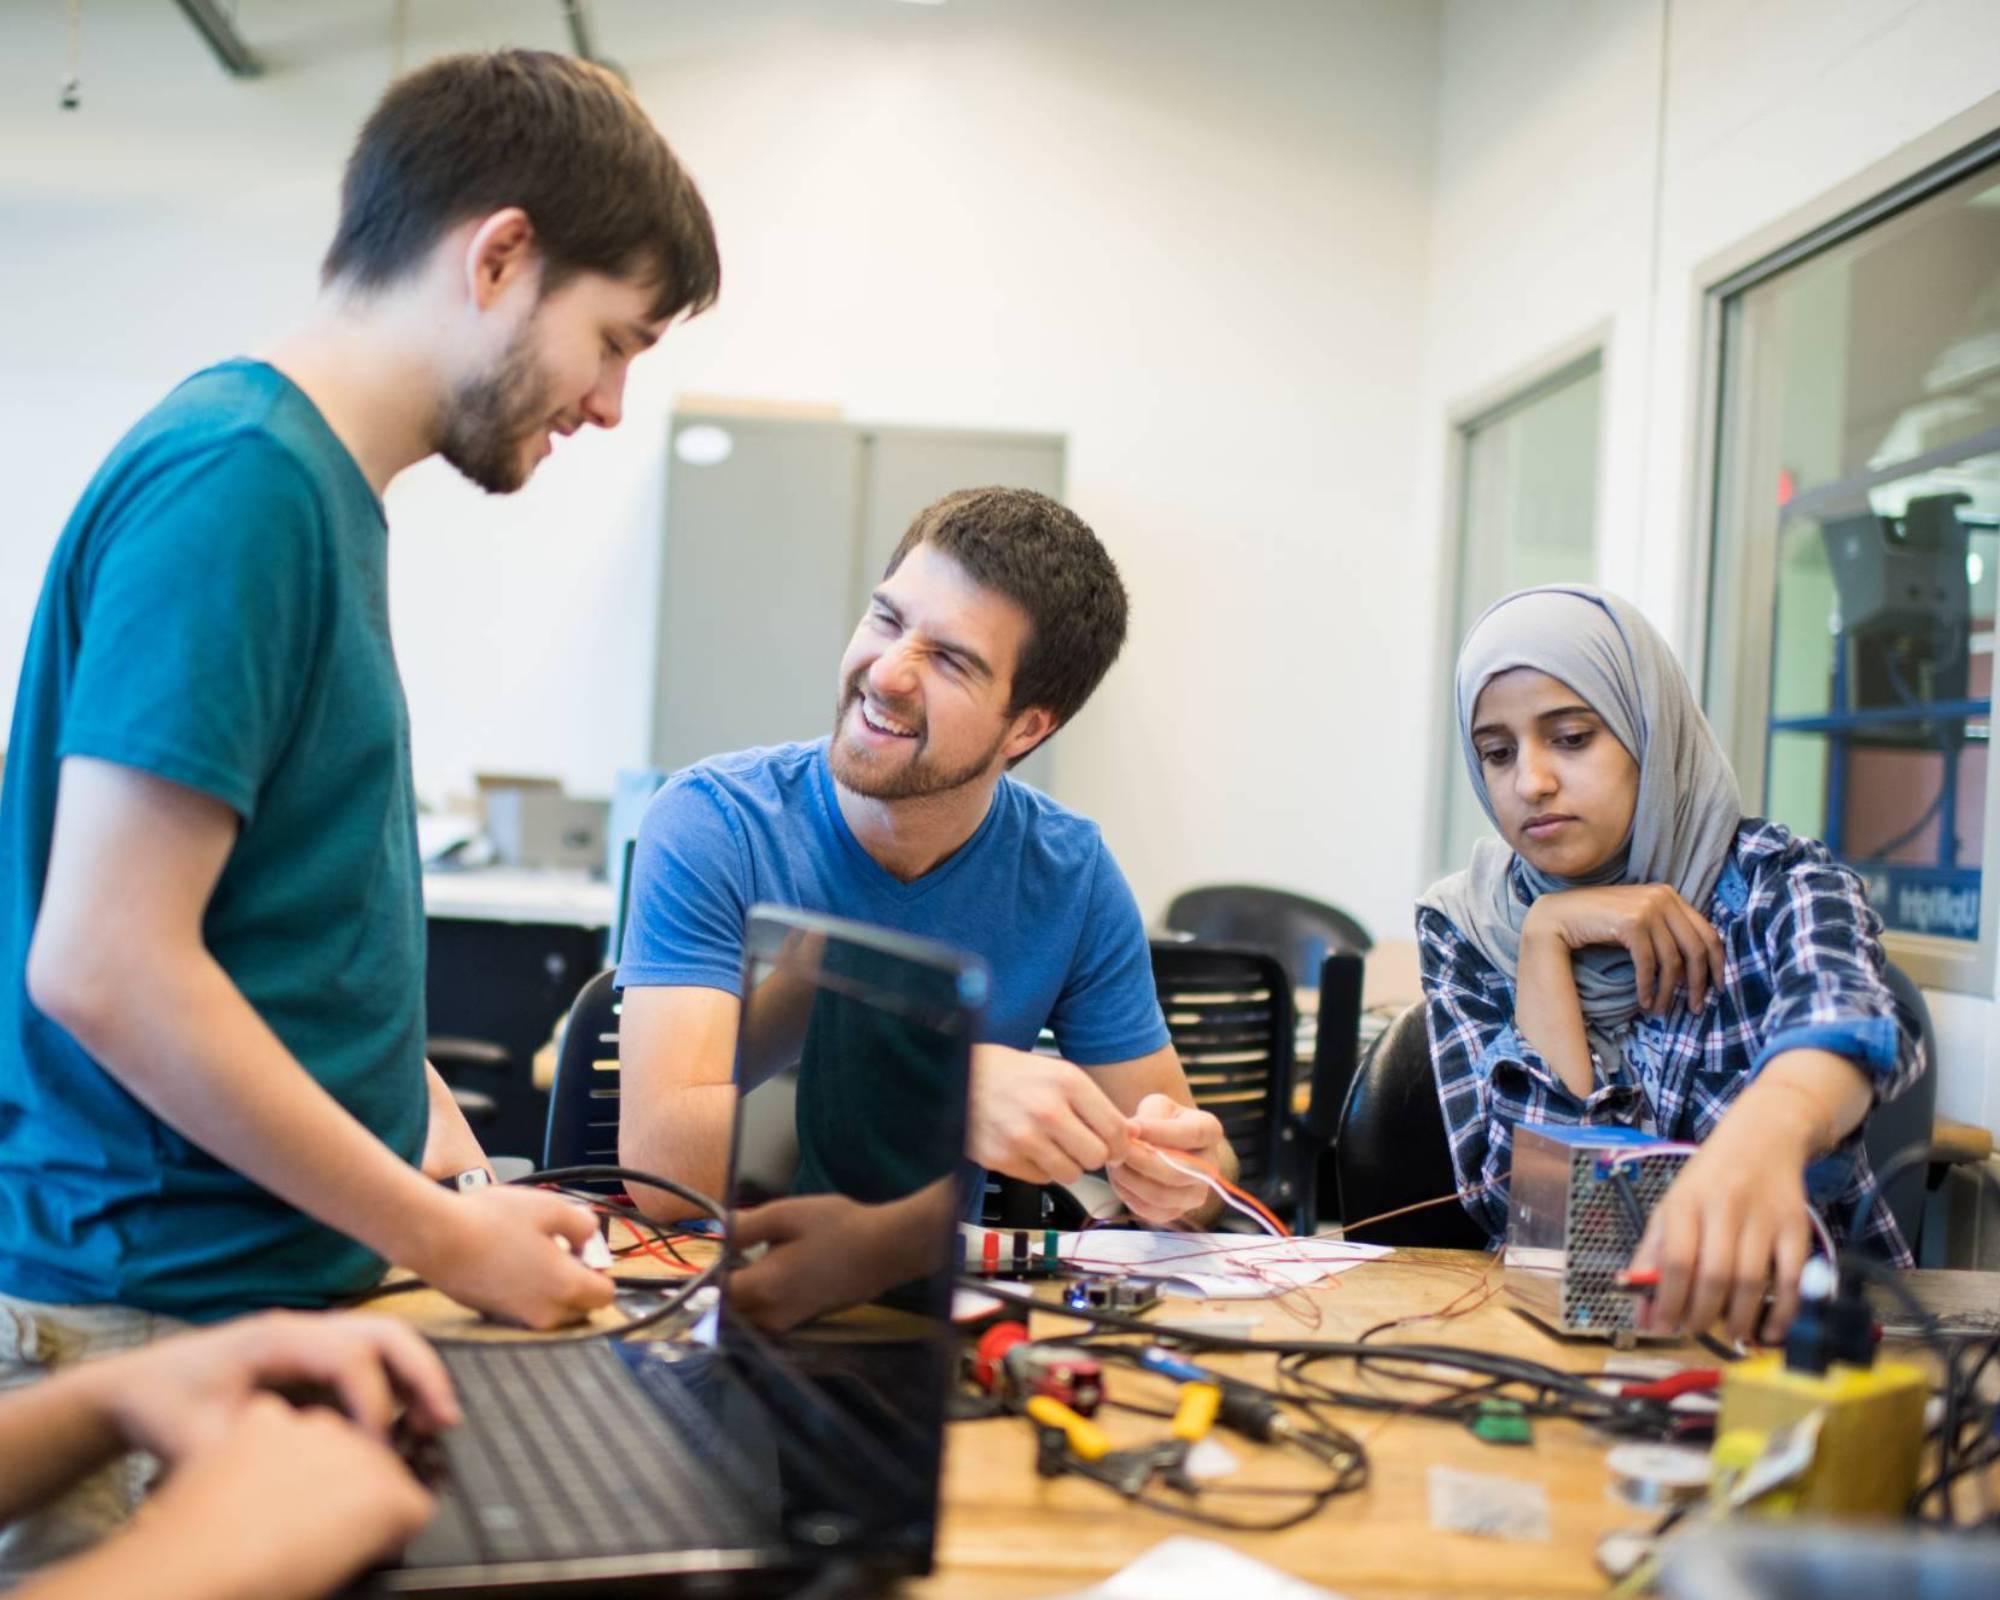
(1690, 124), (2000, 996)
(1427, 332), (1610, 883)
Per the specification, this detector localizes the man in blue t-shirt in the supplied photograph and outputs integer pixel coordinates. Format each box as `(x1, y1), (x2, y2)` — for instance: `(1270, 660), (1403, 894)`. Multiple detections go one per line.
(0, 53), (722, 1569)
(619, 488), (1235, 1244)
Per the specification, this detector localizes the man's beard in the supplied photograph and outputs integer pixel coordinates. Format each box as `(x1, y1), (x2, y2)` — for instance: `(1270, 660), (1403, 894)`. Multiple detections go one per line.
(827, 676), (1007, 801)
(437, 322), (552, 495)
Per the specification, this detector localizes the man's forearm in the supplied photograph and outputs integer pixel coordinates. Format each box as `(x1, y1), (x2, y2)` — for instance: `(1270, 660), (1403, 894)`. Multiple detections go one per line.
(621, 1081), (737, 1220)
(421, 1062), (490, 1180)
(48, 946), (458, 1274)
(0, 1365), (122, 1526)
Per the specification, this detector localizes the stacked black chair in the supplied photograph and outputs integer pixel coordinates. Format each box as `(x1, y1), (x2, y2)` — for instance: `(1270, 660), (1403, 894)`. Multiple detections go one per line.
(1164, 884), (1372, 994)
(541, 968), (624, 1192)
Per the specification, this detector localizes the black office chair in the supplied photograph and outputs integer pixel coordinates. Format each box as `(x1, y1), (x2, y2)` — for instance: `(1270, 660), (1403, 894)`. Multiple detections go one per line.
(1164, 884), (1373, 995)
(544, 968), (801, 1206)
(1325, 1000), (1487, 1249)
(425, 1035), (507, 1132)
(543, 969), (624, 1191)
(1150, 941), (1297, 1227)
(986, 942), (1342, 1235)
(1867, 962), (1939, 1258)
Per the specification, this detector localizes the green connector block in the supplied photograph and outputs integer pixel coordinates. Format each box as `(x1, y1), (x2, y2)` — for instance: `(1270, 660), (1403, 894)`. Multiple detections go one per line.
(1469, 1400), (1533, 1446)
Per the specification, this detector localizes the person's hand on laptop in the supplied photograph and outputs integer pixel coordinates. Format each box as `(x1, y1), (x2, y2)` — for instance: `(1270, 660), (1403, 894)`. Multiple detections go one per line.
(19, 1393), (434, 1600)
(413, 1186), (617, 1329)
(6, 1312), (440, 1600)
(966, 1044), (1131, 1186)
(1105, 1094), (1228, 1226)
(88, 1310), (458, 1460)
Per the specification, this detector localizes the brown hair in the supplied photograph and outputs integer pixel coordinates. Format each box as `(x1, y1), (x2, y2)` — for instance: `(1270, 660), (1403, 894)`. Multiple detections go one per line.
(322, 50), (719, 323)
(885, 488), (1130, 740)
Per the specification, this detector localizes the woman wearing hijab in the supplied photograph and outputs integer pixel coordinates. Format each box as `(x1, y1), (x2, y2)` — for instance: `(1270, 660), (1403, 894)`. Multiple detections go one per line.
(1419, 585), (1921, 1344)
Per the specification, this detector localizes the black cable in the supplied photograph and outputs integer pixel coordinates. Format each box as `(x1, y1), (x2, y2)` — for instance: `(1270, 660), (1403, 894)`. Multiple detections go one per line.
(428, 1257), (722, 1348)
(348, 1163), (726, 1338)
(515, 1163), (725, 1226)
(1840, 1244), (2000, 1525)
(965, 1278), (1672, 1439)
(1848, 1137), (2000, 1261)
(1609, 1165), (1649, 1244)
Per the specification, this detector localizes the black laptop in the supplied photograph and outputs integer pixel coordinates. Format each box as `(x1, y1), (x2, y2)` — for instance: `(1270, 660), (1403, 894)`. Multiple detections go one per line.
(378, 905), (988, 1597)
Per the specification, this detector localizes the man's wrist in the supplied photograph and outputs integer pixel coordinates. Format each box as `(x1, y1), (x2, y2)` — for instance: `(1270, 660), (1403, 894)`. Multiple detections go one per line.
(393, 1173), (474, 1279)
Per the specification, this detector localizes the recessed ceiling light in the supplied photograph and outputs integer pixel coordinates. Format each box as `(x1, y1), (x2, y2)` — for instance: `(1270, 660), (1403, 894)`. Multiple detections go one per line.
(674, 424), (734, 466)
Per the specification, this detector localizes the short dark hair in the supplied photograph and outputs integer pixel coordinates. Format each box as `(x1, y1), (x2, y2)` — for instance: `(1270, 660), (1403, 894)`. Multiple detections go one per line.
(322, 50), (720, 324)
(884, 488), (1130, 740)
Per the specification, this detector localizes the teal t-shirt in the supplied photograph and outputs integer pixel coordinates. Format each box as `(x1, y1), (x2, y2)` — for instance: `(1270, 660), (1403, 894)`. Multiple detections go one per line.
(0, 360), (427, 1319)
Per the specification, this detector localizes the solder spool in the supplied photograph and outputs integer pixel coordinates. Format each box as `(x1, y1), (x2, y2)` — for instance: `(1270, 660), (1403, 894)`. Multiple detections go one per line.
(1605, 1443), (1712, 1509)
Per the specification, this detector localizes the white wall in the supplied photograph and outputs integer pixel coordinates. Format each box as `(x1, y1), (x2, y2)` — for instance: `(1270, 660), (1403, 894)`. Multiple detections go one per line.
(0, 0), (1443, 946)
(8, 0), (2000, 1126)
(1416, 0), (2000, 1126)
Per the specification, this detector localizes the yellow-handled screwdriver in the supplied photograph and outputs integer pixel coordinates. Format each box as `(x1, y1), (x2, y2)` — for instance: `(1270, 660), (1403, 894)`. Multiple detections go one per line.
(1026, 1395), (1112, 1462)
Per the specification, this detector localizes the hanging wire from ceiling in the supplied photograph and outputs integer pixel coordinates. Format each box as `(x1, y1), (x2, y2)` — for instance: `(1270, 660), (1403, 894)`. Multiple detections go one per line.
(59, 0), (82, 109)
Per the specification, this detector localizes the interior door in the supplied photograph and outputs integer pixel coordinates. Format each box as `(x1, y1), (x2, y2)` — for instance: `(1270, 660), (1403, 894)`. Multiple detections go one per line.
(653, 415), (859, 772)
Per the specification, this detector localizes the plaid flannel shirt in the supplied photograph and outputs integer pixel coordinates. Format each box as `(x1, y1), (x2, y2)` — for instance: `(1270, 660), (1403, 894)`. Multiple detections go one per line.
(1419, 819), (1919, 1265)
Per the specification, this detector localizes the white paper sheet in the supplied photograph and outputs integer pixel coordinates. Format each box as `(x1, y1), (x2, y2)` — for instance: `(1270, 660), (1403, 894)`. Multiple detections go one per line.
(1055, 1230), (1391, 1300)
(1044, 1536), (1350, 1600)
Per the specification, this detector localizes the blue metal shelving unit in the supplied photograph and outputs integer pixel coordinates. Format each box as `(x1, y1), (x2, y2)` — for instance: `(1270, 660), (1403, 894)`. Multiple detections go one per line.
(1768, 637), (1987, 940)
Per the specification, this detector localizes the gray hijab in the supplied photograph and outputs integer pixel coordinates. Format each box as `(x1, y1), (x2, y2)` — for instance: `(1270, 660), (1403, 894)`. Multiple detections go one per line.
(1419, 585), (1742, 1054)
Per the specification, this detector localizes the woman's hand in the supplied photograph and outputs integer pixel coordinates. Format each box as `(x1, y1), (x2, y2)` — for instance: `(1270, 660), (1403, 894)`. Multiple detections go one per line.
(1523, 884), (1726, 1016)
(1628, 1112), (1814, 1343)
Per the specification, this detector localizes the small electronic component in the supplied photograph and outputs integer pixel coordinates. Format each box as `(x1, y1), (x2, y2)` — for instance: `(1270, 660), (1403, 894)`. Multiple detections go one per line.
(960, 1225), (1065, 1278)
(1064, 1276), (1159, 1316)
(968, 1322), (1106, 1416)
(1711, 1259), (1929, 1518)
(1004, 1343), (1105, 1417)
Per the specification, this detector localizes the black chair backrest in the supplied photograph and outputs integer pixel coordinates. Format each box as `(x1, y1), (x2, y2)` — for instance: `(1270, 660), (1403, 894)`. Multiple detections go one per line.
(1164, 884), (1373, 993)
(1150, 940), (1294, 1201)
(1331, 1000), (1487, 1249)
(1864, 961), (1939, 1255)
(1301, 950), (1365, 1147)
(543, 969), (623, 1187)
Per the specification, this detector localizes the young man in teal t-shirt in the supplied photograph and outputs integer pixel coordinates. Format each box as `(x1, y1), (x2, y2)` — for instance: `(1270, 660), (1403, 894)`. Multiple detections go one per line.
(0, 50), (719, 1577)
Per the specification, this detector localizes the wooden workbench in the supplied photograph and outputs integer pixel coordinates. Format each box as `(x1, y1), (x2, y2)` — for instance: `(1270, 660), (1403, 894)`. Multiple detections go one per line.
(370, 1246), (1692, 1598)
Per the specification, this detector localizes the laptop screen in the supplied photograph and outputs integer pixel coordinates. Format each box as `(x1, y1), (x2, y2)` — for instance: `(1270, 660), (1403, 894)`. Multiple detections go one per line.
(696, 905), (986, 1566)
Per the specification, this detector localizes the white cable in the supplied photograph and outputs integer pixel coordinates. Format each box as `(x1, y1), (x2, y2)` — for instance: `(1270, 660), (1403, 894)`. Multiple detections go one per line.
(1149, 1148), (1284, 1238)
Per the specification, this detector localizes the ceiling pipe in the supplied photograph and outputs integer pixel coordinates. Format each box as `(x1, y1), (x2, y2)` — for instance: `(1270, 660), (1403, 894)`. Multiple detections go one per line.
(561, 0), (599, 64)
(172, 0), (262, 78)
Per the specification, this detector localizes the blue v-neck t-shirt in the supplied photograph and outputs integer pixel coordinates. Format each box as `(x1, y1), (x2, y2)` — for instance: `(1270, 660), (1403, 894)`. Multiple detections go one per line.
(617, 739), (1170, 1172)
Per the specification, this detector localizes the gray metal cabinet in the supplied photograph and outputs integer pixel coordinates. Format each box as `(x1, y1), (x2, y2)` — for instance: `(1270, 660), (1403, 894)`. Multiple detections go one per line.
(653, 413), (1066, 788)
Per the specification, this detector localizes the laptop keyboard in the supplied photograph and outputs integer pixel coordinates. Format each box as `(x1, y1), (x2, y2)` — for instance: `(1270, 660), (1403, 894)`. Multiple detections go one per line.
(400, 1341), (770, 1570)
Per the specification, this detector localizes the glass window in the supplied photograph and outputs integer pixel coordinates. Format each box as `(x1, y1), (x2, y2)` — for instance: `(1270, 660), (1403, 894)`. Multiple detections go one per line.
(1705, 149), (2000, 983)
(1438, 355), (1603, 873)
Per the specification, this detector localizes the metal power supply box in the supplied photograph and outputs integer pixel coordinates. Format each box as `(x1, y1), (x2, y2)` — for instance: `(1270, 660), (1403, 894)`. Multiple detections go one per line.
(1502, 1124), (1692, 1341)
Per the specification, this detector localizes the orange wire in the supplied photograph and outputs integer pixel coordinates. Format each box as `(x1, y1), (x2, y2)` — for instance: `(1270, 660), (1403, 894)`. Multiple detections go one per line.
(1135, 1141), (1292, 1238)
